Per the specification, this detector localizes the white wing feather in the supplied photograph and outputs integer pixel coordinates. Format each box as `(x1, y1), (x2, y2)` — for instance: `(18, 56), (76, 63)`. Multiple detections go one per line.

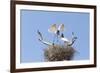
(61, 37), (69, 42)
(58, 24), (64, 31)
(48, 24), (57, 33)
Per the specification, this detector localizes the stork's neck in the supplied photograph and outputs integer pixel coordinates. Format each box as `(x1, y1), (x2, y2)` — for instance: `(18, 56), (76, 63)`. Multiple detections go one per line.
(68, 37), (77, 46)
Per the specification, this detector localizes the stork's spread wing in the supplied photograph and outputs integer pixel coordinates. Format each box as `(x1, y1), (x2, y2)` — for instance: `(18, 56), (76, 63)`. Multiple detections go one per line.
(58, 24), (64, 31)
(48, 24), (57, 33)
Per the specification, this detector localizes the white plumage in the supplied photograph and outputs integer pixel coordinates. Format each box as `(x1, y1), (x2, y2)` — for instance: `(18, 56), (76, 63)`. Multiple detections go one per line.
(48, 24), (57, 34)
(58, 24), (64, 32)
(60, 37), (69, 42)
(48, 24), (64, 35)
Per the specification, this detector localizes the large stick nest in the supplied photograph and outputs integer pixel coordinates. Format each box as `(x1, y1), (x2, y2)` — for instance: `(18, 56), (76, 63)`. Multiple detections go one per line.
(44, 45), (76, 61)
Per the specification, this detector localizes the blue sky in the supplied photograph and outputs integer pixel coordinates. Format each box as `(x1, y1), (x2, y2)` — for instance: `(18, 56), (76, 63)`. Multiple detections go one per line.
(20, 10), (90, 63)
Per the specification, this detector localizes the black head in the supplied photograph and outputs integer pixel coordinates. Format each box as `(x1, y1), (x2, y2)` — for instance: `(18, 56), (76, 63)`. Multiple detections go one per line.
(61, 33), (64, 38)
(56, 30), (60, 35)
